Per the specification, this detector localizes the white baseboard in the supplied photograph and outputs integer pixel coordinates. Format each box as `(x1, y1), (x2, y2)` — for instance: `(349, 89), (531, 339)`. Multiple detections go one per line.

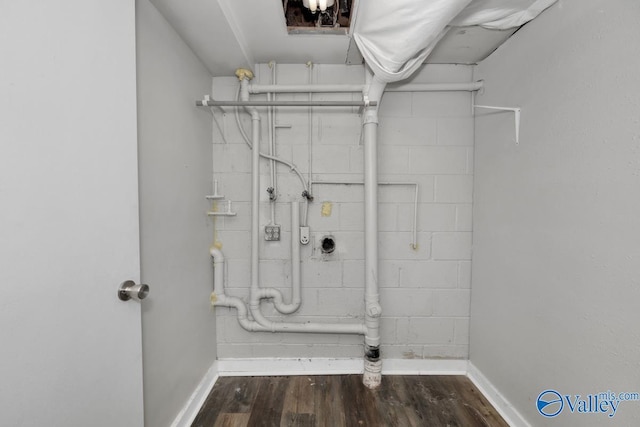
(170, 361), (219, 427)
(382, 358), (468, 375)
(217, 357), (364, 376)
(216, 357), (469, 377)
(467, 362), (529, 427)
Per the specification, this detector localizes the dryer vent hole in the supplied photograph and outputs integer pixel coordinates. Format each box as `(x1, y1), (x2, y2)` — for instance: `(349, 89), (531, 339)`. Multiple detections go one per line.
(321, 236), (335, 254)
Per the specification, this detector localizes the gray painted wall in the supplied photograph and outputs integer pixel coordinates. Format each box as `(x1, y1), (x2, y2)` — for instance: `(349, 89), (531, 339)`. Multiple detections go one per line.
(136, 1), (216, 425)
(471, 1), (640, 425)
(1, 1), (143, 425)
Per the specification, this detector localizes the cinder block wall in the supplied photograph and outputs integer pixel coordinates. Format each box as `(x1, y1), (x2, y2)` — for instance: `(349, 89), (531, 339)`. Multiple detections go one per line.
(211, 64), (473, 359)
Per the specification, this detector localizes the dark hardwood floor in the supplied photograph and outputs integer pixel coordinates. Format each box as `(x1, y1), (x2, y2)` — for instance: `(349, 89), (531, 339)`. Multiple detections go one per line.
(191, 375), (509, 427)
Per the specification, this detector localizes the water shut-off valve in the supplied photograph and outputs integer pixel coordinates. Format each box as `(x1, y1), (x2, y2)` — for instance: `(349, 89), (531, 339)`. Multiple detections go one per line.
(301, 190), (314, 202)
(266, 187), (277, 201)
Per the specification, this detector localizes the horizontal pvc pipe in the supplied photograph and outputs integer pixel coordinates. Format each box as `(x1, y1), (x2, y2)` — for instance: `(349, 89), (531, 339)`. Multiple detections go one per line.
(249, 84), (364, 93)
(247, 81), (483, 94)
(386, 82), (484, 92)
(249, 299), (366, 334)
(197, 100), (377, 107)
(210, 247), (365, 335)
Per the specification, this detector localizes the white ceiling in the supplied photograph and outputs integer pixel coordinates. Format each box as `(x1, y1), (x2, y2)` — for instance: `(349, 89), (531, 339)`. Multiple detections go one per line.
(149, 0), (516, 77)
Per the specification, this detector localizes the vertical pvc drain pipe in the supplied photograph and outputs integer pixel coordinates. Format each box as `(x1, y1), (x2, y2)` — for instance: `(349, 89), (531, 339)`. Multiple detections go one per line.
(250, 115), (264, 327)
(290, 201), (301, 310)
(362, 75), (386, 389)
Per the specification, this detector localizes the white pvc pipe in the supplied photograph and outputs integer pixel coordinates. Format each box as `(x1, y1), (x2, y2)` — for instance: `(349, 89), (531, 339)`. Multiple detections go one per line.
(210, 247), (258, 331)
(233, 86), (310, 194)
(248, 81), (483, 94)
(199, 100), (377, 107)
(257, 202), (301, 315)
(231, 75), (365, 335)
(211, 247), (225, 296)
(363, 112), (383, 343)
(387, 82), (484, 92)
(249, 84), (364, 93)
(362, 72), (386, 389)
(250, 108), (262, 320)
(210, 219), (364, 334)
(249, 311), (365, 334)
(267, 63), (277, 223)
(220, 71), (392, 386)
(306, 62), (314, 226)
(242, 79), (301, 316)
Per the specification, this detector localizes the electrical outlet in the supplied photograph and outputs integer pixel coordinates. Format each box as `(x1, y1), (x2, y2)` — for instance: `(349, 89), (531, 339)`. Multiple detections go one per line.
(300, 226), (310, 245)
(264, 225), (281, 241)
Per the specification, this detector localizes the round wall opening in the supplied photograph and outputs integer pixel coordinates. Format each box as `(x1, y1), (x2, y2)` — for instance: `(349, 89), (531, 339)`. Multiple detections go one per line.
(320, 236), (335, 254)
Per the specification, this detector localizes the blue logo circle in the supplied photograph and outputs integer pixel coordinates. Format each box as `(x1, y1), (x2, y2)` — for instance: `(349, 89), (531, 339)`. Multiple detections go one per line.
(537, 390), (564, 417)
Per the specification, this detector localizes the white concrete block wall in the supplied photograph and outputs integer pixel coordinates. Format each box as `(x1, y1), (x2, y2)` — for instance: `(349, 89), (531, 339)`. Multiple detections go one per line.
(211, 63), (474, 360)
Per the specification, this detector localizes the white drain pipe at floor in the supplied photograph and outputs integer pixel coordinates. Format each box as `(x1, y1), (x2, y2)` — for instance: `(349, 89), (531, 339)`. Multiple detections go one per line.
(209, 68), (387, 388)
(361, 71), (386, 389)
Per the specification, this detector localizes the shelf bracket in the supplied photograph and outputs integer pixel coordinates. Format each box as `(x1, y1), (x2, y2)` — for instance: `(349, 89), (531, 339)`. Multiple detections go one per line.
(202, 95), (227, 114)
(474, 105), (521, 144)
(207, 200), (237, 217)
(205, 180), (225, 200)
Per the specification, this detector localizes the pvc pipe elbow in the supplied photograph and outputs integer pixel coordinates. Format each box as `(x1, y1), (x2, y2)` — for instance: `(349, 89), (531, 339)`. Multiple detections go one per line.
(209, 246), (224, 262)
(274, 301), (300, 315)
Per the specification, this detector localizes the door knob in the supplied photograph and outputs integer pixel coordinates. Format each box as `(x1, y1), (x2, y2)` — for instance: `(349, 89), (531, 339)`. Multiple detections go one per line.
(118, 280), (150, 302)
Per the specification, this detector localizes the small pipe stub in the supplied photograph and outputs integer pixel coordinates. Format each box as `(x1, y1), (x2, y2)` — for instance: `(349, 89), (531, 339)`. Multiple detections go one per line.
(302, 190), (314, 201)
(235, 68), (254, 81)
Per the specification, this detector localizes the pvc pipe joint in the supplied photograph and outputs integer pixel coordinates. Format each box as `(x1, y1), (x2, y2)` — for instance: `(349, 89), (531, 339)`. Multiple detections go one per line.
(366, 301), (382, 318)
(363, 109), (379, 124)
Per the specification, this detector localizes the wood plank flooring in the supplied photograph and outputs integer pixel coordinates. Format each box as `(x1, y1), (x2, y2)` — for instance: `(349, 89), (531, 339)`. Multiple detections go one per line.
(192, 375), (508, 427)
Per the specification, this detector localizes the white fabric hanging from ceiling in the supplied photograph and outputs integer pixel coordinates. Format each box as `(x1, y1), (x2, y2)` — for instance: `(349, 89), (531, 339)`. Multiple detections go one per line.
(451, 0), (558, 29)
(353, 0), (557, 83)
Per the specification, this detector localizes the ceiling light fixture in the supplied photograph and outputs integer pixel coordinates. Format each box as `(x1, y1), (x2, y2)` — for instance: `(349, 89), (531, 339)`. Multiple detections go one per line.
(302, 0), (335, 13)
